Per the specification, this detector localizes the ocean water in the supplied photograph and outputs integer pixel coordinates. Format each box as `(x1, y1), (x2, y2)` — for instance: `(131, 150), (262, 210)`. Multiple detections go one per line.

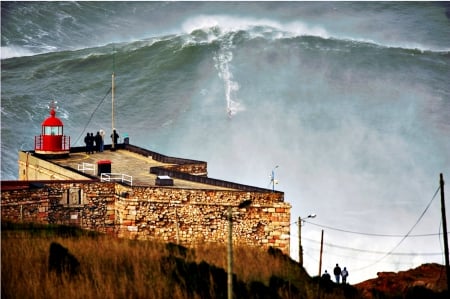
(1, 2), (450, 283)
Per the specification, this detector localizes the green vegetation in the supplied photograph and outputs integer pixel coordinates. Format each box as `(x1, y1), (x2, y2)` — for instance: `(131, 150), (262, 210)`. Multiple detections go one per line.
(2, 222), (325, 299)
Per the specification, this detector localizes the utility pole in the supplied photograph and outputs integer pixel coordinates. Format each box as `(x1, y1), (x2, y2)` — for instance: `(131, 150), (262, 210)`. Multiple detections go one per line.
(318, 229), (324, 277)
(175, 206), (180, 245)
(298, 214), (316, 267)
(227, 206), (233, 299)
(298, 216), (303, 266)
(440, 173), (450, 291)
(227, 200), (252, 299)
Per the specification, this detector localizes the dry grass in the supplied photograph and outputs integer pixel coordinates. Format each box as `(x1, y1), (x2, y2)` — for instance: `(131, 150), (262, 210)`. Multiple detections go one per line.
(1, 223), (311, 299)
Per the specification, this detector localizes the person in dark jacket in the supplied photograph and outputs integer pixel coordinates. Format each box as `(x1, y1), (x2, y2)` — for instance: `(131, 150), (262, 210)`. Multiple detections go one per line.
(84, 133), (94, 154)
(111, 129), (119, 150)
(89, 133), (95, 154)
(333, 264), (342, 284)
(322, 270), (331, 281)
(94, 132), (102, 152)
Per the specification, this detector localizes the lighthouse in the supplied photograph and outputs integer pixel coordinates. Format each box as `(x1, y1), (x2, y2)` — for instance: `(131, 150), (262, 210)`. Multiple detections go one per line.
(34, 102), (70, 156)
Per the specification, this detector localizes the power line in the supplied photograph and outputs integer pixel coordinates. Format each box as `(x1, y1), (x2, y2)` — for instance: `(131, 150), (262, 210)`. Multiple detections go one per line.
(351, 185), (441, 272)
(302, 220), (443, 237)
(73, 87), (111, 145)
(303, 248), (425, 266)
(302, 236), (443, 256)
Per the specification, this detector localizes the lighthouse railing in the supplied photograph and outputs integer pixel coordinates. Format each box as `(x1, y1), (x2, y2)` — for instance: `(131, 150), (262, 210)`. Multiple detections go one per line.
(34, 135), (70, 151)
(62, 135), (70, 150)
(35, 136), (42, 150)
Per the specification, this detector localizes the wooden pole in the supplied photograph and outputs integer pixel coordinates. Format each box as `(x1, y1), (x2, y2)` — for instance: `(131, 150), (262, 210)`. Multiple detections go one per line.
(299, 216), (303, 266)
(440, 173), (450, 291)
(318, 229), (324, 276)
(227, 206), (233, 299)
(175, 206), (180, 245)
(111, 71), (115, 150)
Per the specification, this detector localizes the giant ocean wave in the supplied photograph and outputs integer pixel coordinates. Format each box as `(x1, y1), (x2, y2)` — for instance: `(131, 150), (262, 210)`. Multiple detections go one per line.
(2, 1), (449, 284)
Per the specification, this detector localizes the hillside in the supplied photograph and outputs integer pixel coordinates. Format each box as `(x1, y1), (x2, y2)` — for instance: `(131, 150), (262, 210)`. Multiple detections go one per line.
(355, 263), (448, 299)
(1, 222), (448, 299)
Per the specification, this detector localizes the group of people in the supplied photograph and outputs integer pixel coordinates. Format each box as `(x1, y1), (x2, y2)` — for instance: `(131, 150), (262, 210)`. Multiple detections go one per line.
(84, 129), (120, 154)
(84, 131), (104, 154)
(322, 264), (349, 284)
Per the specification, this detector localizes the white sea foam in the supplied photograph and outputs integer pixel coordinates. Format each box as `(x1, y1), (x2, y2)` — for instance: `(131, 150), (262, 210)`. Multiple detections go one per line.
(181, 14), (449, 53)
(212, 29), (247, 118)
(1, 46), (35, 59)
(182, 15), (331, 40)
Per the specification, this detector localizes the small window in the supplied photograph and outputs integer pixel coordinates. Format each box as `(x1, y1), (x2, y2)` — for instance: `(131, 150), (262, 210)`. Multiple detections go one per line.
(44, 126), (62, 135)
(60, 187), (84, 207)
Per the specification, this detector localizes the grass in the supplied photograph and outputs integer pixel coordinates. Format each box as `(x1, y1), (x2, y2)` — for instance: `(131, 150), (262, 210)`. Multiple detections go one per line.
(1, 222), (314, 299)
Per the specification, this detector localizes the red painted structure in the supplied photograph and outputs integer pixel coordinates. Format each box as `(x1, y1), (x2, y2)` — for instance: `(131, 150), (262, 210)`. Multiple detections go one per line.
(34, 105), (70, 155)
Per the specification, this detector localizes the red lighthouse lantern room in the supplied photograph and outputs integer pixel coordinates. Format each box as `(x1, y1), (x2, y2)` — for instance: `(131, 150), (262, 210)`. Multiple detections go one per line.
(34, 102), (70, 156)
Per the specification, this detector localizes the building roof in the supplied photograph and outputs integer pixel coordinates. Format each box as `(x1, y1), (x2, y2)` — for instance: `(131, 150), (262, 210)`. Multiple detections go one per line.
(43, 144), (280, 193)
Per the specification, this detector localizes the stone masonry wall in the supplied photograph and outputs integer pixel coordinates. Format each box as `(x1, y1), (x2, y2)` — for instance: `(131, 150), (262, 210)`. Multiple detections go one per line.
(115, 184), (291, 253)
(1, 181), (290, 254)
(1, 182), (116, 234)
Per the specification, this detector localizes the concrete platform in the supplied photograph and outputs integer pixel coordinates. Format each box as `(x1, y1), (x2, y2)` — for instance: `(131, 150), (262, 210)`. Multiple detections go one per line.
(50, 148), (235, 190)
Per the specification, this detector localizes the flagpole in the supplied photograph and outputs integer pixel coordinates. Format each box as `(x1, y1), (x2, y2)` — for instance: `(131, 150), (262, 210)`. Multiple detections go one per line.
(111, 45), (116, 150)
(111, 71), (115, 150)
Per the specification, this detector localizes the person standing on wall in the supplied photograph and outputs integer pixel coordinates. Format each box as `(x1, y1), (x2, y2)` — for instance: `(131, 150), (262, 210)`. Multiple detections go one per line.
(94, 132), (102, 152)
(111, 129), (119, 150)
(99, 129), (105, 152)
(88, 133), (95, 154)
(333, 264), (341, 284)
(84, 133), (90, 154)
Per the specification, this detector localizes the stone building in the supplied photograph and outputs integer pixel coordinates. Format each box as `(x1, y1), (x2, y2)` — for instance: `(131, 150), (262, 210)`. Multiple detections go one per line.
(1, 107), (291, 254)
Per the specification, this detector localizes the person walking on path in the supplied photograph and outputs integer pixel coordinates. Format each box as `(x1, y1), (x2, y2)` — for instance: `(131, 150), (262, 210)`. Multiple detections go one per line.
(341, 267), (349, 284)
(333, 264), (342, 284)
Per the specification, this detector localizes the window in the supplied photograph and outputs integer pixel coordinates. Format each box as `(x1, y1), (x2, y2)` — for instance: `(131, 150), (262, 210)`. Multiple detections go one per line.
(44, 126), (62, 135)
(60, 187), (84, 207)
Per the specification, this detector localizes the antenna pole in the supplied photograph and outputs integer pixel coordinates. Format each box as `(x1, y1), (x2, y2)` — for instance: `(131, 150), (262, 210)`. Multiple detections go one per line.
(440, 173), (450, 291)
(111, 45), (116, 150)
(111, 71), (115, 150)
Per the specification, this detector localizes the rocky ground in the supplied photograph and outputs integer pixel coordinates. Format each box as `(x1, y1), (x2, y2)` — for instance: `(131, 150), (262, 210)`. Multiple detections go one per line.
(354, 263), (448, 299)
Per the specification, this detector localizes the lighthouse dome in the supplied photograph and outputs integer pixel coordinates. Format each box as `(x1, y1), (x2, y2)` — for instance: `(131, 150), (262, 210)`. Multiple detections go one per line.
(42, 108), (64, 126)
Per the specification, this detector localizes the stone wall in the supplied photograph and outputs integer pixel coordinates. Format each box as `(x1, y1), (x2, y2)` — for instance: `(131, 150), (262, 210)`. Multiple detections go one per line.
(115, 184), (290, 252)
(1, 181), (291, 254)
(1, 181), (116, 234)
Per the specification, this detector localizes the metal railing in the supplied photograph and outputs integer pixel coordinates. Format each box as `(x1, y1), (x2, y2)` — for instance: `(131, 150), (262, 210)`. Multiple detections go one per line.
(77, 163), (96, 175)
(150, 166), (283, 194)
(100, 173), (133, 186)
(34, 135), (70, 151)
